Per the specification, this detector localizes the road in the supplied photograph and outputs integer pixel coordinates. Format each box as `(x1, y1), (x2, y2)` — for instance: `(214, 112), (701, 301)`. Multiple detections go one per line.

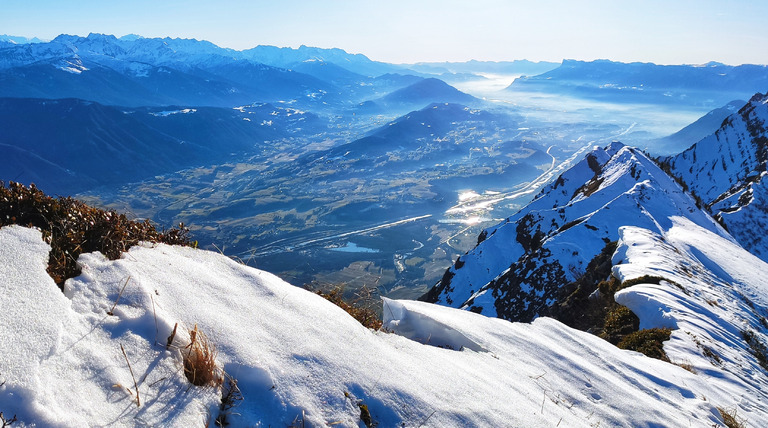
(242, 214), (433, 259)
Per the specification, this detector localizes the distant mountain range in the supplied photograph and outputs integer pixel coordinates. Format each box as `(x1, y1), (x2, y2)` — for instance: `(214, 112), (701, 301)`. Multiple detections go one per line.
(405, 59), (560, 76)
(5, 34), (766, 113)
(508, 59), (768, 107)
(0, 33), (420, 108)
(0, 34), (46, 44)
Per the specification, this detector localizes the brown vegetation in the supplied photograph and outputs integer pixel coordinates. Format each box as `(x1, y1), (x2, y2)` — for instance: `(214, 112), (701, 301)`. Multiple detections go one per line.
(183, 325), (222, 387)
(316, 287), (383, 330)
(547, 241), (675, 361)
(617, 328), (672, 360)
(0, 181), (191, 287)
(0, 412), (17, 427)
(718, 406), (747, 428)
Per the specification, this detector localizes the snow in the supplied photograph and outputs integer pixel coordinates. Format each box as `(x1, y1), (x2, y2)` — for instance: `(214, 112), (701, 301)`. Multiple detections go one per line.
(56, 58), (89, 74)
(612, 217), (768, 423)
(0, 225), (218, 426)
(2, 224), (762, 426)
(668, 92), (768, 262)
(435, 143), (622, 307)
(434, 142), (727, 319)
(149, 108), (197, 117)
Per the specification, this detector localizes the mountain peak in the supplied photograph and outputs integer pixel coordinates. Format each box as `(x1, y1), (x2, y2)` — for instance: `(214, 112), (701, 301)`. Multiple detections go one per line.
(86, 32), (118, 41)
(118, 34), (144, 41)
(424, 142), (721, 320)
(379, 78), (476, 106)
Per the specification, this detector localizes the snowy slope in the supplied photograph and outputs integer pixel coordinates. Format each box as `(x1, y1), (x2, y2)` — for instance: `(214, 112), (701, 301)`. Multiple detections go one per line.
(667, 92), (768, 261)
(423, 141), (725, 321)
(2, 224), (766, 427)
(609, 217), (768, 425)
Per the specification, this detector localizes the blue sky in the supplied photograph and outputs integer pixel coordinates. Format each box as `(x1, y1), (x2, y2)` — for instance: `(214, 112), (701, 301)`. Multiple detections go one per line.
(3, 0), (767, 65)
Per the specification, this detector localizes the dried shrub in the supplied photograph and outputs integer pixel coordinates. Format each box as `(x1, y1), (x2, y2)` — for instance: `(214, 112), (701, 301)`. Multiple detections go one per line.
(358, 402), (376, 428)
(183, 325), (222, 387)
(600, 305), (640, 345)
(557, 218), (584, 233)
(215, 375), (243, 427)
(597, 275), (621, 296)
(0, 412), (17, 427)
(718, 406), (747, 428)
(672, 360), (697, 373)
(617, 328), (672, 361)
(742, 329), (768, 372)
(598, 274), (669, 296)
(316, 287), (383, 330)
(702, 345), (722, 365)
(546, 241), (617, 332)
(617, 275), (666, 291)
(0, 181), (191, 287)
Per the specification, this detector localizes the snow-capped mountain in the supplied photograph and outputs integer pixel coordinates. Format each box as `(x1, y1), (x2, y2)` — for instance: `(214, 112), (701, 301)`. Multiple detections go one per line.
(0, 33), (371, 72)
(0, 35), (45, 45)
(0, 33), (413, 108)
(423, 92), (768, 322)
(412, 95), (768, 425)
(422, 141), (724, 320)
(665, 92), (768, 261)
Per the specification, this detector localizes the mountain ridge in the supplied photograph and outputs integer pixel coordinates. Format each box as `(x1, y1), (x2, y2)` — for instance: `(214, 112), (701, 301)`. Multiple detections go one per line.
(422, 141), (726, 320)
(664, 91), (768, 261)
(0, 97), (322, 194)
(508, 59), (768, 107)
(424, 91), (768, 319)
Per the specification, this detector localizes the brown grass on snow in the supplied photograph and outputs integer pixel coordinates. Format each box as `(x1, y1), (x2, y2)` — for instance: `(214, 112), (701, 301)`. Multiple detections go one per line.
(183, 324), (222, 387)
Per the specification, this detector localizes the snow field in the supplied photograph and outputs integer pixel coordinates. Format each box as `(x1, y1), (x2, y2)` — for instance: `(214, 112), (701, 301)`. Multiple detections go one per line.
(1, 224), (755, 426)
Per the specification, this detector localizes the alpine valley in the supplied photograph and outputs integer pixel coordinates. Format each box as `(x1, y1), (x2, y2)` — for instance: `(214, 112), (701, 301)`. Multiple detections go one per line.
(2, 33), (768, 427)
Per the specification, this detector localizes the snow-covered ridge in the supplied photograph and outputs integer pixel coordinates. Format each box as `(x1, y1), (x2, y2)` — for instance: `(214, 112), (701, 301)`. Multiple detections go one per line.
(2, 224), (766, 426)
(669, 92), (768, 203)
(667, 92), (768, 261)
(424, 141), (725, 321)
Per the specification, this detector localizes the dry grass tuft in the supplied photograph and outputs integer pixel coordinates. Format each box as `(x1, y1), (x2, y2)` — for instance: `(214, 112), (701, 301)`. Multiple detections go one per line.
(718, 406), (747, 428)
(183, 324), (222, 387)
(672, 360), (697, 374)
(617, 328), (672, 361)
(316, 286), (383, 330)
(742, 329), (768, 372)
